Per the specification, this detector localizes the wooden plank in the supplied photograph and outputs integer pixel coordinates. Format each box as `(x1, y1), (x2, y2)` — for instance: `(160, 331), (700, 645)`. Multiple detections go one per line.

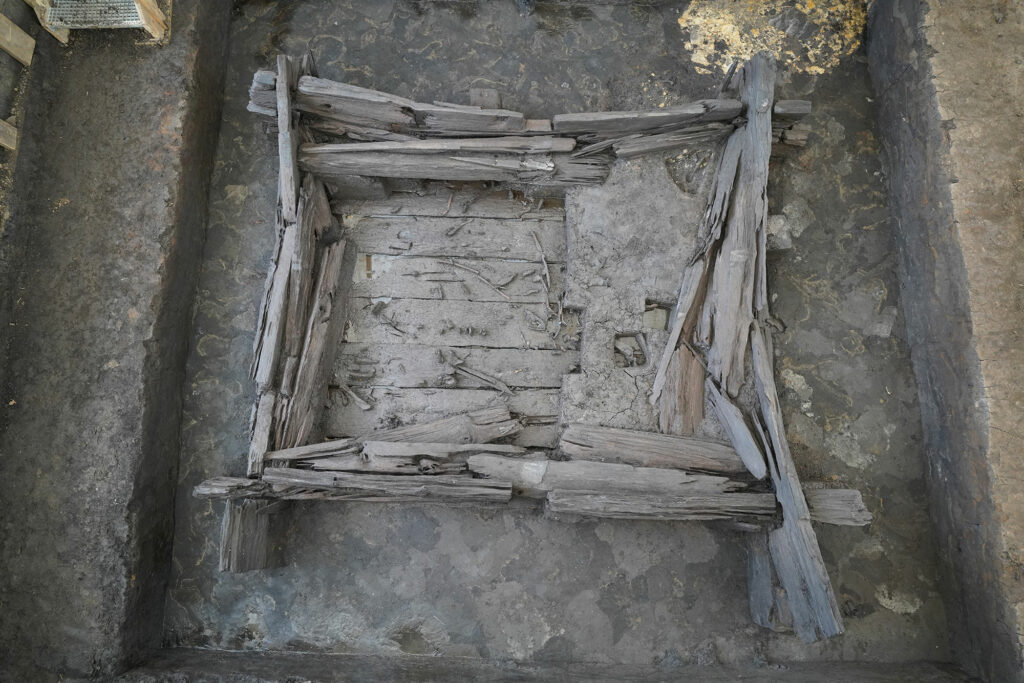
(337, 192), (564, 220)
(246, 390), (277, 477)
(364, 441), (526, 458)
(415, 103), (525, 134)
(336, 343), (575, 390)
(649, 259), (705, 404)
(194, 477), (270, 499)
(344, 215), (566, 262)
(296, 75), (418, 128)
(134, 0), (167, 40)
(546, 489), (777, 521)
(467, 455), (743, 498)
(773, 100), (812, 119)
(343, 297), (567, 350)
(612, 123), (733, 157)
(326, 388), (558, 448)
(305, 454), (467, 475)
(0, 117), (17, 152)
(552, 99), (741, 136)
(279, 239), (350, 448)
(251, 222), (297, 390)
(768, 521), (820, 642)
(0, 12), (34, 66)
(751, 326), (844, 640)
(702, 54), (774, 396)
(560, 423), (745, 475)
(303, 137), (574, 155)
(219, 499), (272, 573)
(805, 488), (872, 526)
(262, 467), (513, 503)
(300, 149), (556, 182)
(277, 56), (300, 223)
(706, 378), (768, 480)
(23, 0), (69, 44)
(349, 254), (564, 303)
(658, 345), (704, 436)
(747, 531), (777, 630)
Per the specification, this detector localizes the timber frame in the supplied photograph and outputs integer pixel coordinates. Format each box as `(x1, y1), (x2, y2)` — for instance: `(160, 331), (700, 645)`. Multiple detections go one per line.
(194, 50), (864, 643)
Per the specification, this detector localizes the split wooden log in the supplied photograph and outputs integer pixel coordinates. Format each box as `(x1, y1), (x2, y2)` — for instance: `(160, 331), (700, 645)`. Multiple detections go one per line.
(552, 99), (741, 136)
(246, 390), (277, 477)
(261, 467), (513, 503)
(751, 325), (844, 641)
(658, 345), (705, 436)
(300, 147), (608, 185)
(559, 423), (746, 475)
(219, 499), (272, 573)
(251, 221), (297, 390)
(304, 443), (528, 475)
(747, 530), (793, 632)
(303, 137), (575, 155)
(263, 407), (522, 462)
(804, 487), (872, 526)
(248, 69), (276, 116)
(705, 378), (768, 480)
(546, 490), (777, 522)
(277, 55), (300, 223)
(701, 53), (774, 396)
(278, 238), (350, 448)
(467, 454), (744, 498)
(612, 122), (734, 158)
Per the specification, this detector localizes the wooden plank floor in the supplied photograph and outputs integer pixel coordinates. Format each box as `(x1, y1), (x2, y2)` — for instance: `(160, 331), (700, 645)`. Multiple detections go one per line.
(327, 190), (578, 447)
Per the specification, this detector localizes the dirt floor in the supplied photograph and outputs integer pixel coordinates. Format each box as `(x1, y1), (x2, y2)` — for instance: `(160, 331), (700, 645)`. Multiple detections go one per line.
(164, 0), (949, 669)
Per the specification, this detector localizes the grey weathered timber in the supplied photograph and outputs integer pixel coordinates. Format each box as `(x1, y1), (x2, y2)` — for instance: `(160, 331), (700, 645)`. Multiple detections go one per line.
(219, 499), (272, 573)
(326, 389), (558, 448)
(336, 193), (564, 220)
(303, 137), (575, 156)
(277, 56), (300, 223)
(304, 454), (467, 475)
(342, 215), (567, 262)
(335, 344), (576, 390)
(296, 76), (418, 128)
(805, 488), (872, 526)
(467, 455), (743, 498)
(319, 405), (520, 445)
(706, 378), (768, 480)
(751, 326), (844, 640)
(301, 149), (607, 184)
(649, 260), (706, 404)
(748, 530), (794, 632)
(363, 441), (526, 459)
(552, 99), (742, 136)
(773, 99), (812, 119)
(658, 345), (705, 435)
(279, 239), (351, 448)
(613, 123), (734, 157)
(264, 438), (360, 462)
(692, 130), (744, 263)
(248, 70), (276, 116)
(546, 490), (777, 521)
(559, 423), (746, 474)
(349, 254), (564, 303)
(343, 298), (566, 349)
(246, 390), (277, 477)
(194, 477), (269, 500)
(251, 222), (297, 390)
(702, 53), (775, 396)
(261, 468), (513, 503)
(414, 103), (526, 134)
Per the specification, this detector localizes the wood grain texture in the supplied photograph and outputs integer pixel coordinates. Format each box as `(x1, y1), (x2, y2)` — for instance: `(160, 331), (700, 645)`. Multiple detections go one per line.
(303, 137), (574, 155)
(277, 55), (300, 223)
(552, 99), (742, 135)
(343, 215), (566, 262)
(335, 343), (576, 389)
(467, 454), (743, 498)
(0, 12), (34, 66)
(546, 489), (777, 521)
(706, 378), (768, 480)
(559, 423), (746, 474)
(349, 254), (564, 303)
(337, 193), (564, 220)
(326, 388), (557, 447)
(0, 117), (16, 151)
(251, 222), (297, 390)
(262, 467), (513, 503)
(219, 499), (272, 573)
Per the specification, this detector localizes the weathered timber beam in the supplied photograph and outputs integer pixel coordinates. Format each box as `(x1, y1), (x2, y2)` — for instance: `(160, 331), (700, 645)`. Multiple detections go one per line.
(559, 423), (746, 475)
(552, 99), (742, 136)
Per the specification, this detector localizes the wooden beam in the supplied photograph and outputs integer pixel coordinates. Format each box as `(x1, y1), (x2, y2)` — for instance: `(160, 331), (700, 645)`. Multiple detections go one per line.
(0, 117), (17, 152)
(0, 12), (34, 66)
(133, 0), (167, 41)
(23, 0), (69, 44)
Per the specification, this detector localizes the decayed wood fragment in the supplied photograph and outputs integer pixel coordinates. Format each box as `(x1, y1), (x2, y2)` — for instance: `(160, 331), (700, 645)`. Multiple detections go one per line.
(246, 390), (277, 477)
(278, 239), (349, 448)
(546, 490), (777, 521)
(303, 137), (575, 155)
(702, 53), (774, 396)
(219, 499), (272, 573)
(262, 467), (513, 503)
(751, 326), (844, 641)
(747, 530), (792, 632)
(705, 378), (767, 480)
(467, 454), (742, 498)
(251, 222), (297, 390)
(612, 122), (733, 157)
(277, 55), (300, 223)
(804, 487), (872, 526)
(559, 423), (746, 475)
(552, 99), (741, 136)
